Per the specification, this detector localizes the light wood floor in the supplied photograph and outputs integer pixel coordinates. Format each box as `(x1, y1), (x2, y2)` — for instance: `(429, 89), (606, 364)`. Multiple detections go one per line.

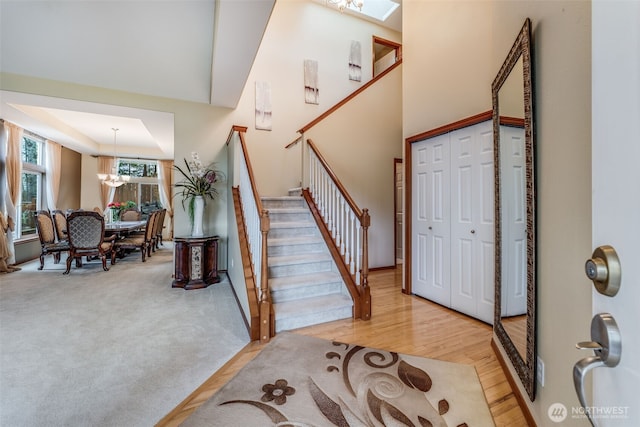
(157, 267), (529, 426)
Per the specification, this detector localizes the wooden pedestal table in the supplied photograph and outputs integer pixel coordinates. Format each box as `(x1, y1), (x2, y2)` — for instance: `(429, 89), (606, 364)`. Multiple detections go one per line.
(172, 235), (220, 290)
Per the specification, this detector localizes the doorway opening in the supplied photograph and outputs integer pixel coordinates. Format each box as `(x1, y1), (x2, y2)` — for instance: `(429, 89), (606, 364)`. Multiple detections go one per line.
(373, 36), (402, 78)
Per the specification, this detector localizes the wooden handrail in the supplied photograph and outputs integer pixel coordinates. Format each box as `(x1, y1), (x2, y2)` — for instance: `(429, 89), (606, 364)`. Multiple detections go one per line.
(285, 136), (302, 149)
(296, 58), (402, 136)
(226, 125), (248, 145)
(307, 139), (363, 219)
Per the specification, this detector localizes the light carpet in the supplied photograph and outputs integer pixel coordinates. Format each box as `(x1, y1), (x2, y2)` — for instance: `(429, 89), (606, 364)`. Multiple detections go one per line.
(183, 333), (495, 427)
(0, 243), (250, 426)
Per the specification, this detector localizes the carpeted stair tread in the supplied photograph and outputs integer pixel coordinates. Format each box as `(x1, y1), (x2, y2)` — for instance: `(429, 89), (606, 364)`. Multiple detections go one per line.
(268, 235), (324, 247)
(267, 207), (310, 213)
(273, 293), (352, 319)
(269, 220), (315, 228)
(265, 192), (351, 332)
(268, 252), (332, 266)
(261, 196), (305, 209)
(269, 271), (342, 291)
(262, 196), (303, 201)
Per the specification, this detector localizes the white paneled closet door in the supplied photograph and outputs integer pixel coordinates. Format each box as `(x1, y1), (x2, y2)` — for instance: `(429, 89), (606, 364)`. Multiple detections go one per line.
(411, 119), (494, 324)
(411, 133), (451, 307)
(449, 122), (494, 324)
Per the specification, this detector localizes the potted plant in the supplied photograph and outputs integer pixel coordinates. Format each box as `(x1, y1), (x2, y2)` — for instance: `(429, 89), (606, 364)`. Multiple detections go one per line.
(174, 152), (222, 237)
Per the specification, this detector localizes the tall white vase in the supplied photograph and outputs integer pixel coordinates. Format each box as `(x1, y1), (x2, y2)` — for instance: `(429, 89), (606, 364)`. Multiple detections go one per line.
(191, 196), (205, 237)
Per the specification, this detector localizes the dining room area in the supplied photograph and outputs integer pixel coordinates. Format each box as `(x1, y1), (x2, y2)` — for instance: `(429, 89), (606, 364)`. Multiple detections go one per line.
(0, 100), (177, 270)
(32, 204), (167, 275)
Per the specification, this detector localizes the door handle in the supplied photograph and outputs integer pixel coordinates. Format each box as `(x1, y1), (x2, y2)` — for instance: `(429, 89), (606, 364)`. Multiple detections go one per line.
(573, 313), (621, 427)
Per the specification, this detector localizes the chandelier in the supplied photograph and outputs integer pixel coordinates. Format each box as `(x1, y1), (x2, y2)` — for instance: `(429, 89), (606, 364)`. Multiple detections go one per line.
(97, 128), (130, 188)
(327, 0), (363, 12)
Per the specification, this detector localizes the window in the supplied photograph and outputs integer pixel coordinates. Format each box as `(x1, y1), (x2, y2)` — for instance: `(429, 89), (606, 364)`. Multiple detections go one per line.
(117, 159), (158, 178)
(17, 135), (45, 239)
(113, 159), (161, 207)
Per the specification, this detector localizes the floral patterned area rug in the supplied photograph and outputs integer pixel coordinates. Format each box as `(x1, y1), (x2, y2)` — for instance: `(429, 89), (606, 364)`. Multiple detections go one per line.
(182, 333), (495, 427)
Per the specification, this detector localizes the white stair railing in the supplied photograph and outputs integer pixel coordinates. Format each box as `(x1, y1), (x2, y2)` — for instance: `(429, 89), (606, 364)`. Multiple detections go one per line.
(306, 138), (371, 320)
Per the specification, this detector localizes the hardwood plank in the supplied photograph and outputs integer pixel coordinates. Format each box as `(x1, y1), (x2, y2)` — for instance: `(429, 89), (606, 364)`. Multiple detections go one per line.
(157, 267), (530, 427)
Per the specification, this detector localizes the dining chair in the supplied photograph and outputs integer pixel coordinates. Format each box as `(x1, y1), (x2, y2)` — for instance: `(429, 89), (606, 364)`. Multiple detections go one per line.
(112, 210), (157, 263)
(154, 209), (167, 248)
(52, 209), (68, 242)
(121, 208), (141, 221)
(64, 211), (116, 274)
(34, 210), (70, 270)
(149, 209), (163, 252)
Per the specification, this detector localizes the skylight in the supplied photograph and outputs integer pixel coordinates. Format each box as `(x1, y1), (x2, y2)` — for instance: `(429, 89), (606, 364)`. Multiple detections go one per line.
(357, 0), (400, 22)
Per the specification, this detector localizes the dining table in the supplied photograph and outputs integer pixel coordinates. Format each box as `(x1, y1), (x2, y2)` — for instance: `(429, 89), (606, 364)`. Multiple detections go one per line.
(104, 220), (147, 237)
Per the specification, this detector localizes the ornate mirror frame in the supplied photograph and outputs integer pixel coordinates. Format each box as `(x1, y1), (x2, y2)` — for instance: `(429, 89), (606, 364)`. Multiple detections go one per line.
(492, 18), (536, 401)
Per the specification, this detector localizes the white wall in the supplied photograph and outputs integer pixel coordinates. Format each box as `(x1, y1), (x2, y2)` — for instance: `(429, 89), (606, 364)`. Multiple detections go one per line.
(403, 1), (592, 425)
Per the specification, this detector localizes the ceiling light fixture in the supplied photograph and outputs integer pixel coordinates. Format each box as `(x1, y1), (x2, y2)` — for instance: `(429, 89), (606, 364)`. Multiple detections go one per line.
(327, 0), (363, 12)
(97, 128), (130, 188)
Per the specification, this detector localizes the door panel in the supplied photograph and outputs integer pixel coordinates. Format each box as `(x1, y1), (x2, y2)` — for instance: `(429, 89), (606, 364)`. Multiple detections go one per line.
(591, 2), (639, 421)
(450, 122), (494, 323)
(412, 135), (450, 305)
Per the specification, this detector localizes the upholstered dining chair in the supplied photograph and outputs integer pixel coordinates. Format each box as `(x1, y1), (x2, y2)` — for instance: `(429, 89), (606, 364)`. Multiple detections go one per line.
(34, 210), (70, 270)
(148, 209), (163, 252)
(121, 208), (141, 221)
(154, 209), (166, 249)
(64, 211), (116, 274)
(52, 209), (68, 242)
(112, 210), (157, 263)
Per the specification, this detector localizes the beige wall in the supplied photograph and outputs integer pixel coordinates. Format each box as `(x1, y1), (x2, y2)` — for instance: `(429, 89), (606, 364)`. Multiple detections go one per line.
(57, 146), (81, 211)
(402, 0), (494, 136)
(236, 0), (401, 197)
(305, 64), (403, 268)
(403, 1), (592, 425)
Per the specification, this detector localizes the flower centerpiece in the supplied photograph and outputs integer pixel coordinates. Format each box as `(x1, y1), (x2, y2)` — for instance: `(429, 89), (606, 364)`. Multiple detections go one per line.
(174, 152), (222, 236)
(107, 200), (136, 222)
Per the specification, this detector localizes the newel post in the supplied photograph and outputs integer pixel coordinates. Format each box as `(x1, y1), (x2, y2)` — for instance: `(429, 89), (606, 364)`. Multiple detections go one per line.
(360, 209), (371, 320)
(259, 210), (271, 343)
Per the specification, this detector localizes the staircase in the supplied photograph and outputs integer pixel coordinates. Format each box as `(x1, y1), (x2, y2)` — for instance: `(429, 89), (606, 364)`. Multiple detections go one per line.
(262, 194), (353, 332)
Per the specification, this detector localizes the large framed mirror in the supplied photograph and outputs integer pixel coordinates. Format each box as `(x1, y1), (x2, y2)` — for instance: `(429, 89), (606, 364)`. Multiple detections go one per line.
(492, 18), (536, 401)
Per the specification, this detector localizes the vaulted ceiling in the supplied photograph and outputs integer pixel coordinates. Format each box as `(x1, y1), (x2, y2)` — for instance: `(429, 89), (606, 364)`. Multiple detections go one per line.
(0, 0), (275, 159)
